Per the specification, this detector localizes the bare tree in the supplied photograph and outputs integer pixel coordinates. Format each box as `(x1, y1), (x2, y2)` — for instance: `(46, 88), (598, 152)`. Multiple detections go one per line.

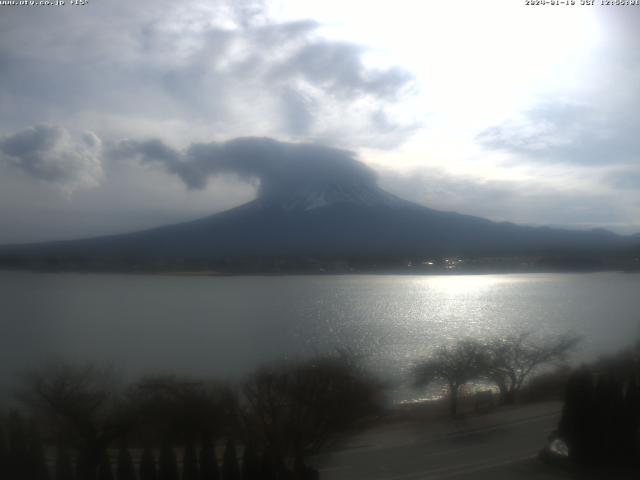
(127, 375), (236, 444)
(485, 332), (580, 404)
(414, 339), (488, 416)
(18, 362), (136, 480)
(241, 356), (381, 476)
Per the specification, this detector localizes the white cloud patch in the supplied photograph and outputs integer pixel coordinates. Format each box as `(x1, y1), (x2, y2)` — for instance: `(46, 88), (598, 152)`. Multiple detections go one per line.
(0, 125), (103, 193)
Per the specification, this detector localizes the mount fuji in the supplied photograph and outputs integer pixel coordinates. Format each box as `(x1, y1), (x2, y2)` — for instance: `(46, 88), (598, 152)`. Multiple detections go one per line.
(0, 137), (637, 271)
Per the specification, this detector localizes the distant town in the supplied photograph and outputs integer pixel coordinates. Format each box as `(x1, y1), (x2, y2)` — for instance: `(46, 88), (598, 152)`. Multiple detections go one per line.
(2, 253), (639, 275)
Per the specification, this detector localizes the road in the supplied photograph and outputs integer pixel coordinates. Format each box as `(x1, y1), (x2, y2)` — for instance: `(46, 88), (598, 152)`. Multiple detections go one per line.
(312, 402), (570, 480)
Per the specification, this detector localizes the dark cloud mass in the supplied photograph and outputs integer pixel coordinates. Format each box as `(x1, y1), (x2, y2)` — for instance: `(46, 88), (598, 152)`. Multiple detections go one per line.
(0, 125), (102, 191)
(111, 137), (376, 199)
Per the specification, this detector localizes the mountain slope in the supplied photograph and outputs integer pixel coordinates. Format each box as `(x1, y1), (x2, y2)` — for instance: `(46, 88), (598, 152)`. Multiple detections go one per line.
(0, 182), (635, 270)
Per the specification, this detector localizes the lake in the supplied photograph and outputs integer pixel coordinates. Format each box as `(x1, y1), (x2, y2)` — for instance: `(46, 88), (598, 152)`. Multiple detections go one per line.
(1, 271), (639, 402)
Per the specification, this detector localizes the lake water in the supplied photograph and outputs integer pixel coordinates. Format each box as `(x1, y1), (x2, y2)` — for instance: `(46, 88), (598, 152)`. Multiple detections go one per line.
(1, 271), (639, 402)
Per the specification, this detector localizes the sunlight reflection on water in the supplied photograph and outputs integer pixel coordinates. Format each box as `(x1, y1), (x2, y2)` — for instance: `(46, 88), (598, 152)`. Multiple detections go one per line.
(1, 271), (639, 402)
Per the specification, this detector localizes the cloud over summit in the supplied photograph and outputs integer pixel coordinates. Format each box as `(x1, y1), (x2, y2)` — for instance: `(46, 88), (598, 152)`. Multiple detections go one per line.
(111, 136), (376, 199)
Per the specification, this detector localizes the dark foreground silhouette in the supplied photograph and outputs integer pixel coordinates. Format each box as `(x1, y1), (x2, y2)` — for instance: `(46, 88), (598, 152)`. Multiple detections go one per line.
(0, 356), (380, 480)
(2, 339), (639, 479)
(551, 341), (640, 474)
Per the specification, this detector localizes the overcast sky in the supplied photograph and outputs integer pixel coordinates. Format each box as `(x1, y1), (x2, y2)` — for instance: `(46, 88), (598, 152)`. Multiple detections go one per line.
(1, 0), (639, 243)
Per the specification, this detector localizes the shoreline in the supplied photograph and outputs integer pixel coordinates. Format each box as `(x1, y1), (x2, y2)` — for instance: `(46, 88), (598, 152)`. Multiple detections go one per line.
(0, 267), (634, 277)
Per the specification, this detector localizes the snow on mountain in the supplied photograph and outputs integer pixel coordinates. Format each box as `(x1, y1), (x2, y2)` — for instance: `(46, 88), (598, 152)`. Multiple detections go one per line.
(254, 182), (412, 212)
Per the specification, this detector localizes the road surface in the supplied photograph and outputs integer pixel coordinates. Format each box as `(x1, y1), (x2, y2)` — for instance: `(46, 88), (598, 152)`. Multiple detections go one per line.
(312, 402), (569, 480)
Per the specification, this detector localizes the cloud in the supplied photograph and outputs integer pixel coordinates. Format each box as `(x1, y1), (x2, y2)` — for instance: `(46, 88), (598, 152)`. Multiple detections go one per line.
(475, 103), (628, 164)
(110, 136), (376, 199)
(0, 125), (103, 192)
(0, 1), (416, 149)
(111, 133), (640, 234)
(476, 7), (640, 170)
(452, 6), (640, 235)
(606, 168), (640, 191)
(270, 41), (413, 100)
(379, 166), (638, 232)
(278, 87), (316, 136)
